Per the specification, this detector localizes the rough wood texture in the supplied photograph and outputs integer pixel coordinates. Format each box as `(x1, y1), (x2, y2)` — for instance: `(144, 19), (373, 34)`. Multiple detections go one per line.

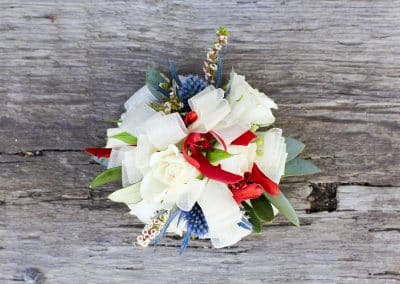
(1, 1), (399, 283)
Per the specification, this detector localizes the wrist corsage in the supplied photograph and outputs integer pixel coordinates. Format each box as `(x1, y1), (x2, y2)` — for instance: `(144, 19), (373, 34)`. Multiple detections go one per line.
(86, 27), (320, 254)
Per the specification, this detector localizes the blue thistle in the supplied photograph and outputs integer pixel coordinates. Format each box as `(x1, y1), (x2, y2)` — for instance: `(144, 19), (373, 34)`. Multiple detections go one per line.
(179, 203), (209, 254)
(179, 75), (207, 110)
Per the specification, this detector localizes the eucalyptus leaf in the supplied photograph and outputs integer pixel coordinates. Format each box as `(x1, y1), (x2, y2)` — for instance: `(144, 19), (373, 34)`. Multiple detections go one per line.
(284, 157), (320, 177)
(285, 137), (305, 162)
(242, 202), (262, 233)
(206, 149), (233, 163)
(265, 191), (299, 226)
(108, 183), (142, 205)
(90, 166), (122, 188)
(109, 131), (137, 145)
(146, 67), (168, 100)
(250, 195), (275, 223)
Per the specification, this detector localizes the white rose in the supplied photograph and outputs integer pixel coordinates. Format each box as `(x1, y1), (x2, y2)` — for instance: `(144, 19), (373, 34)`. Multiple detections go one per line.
(225, 72), (277, 127)
(140, 144), (201, 209)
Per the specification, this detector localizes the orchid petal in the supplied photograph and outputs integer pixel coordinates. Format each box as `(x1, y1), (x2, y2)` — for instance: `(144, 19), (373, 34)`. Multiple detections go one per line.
(121, 104), (160, 136)
(213, 124), (249, 145)
(210, 224), (250, 249)
(197, 180), (249, 248)
(140, 173), (167, 202)
(218, 144), (257, 175)
(256, 128), (287, 184)
(121, 148), (143, 187)
(128, 200), (161, 224)
(107, 146), (135, 169)
(175, 179), (207, 211)
(106, 128), (129, 148)
(135, 134), (156, 173)
(188, 86), (217, 111)
(124, 85), (158, 112)
(145, 113), (188, 150)
(108, 183), (142, 205)
(188, 87), (231, 132)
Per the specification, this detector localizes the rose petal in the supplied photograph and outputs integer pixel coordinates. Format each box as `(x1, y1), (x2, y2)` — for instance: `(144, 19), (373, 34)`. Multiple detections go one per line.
(140, 173), (167, 202)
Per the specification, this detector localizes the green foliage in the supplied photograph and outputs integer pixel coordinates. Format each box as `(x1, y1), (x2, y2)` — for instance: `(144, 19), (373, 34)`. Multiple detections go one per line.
(217, 26), (230, 36)
(285, 137), (305, 162)
(250, 195), (275, 223)
(206, 149), (233, 163)
(90, 166), (122, 189)
(146, 67), (168, 100)
(242, 202), (262, 233)
(284, 157), (320, 177)
(108, 183), (142, 205)
(109, 131), (137, 145)
(265, 192), (299, 226)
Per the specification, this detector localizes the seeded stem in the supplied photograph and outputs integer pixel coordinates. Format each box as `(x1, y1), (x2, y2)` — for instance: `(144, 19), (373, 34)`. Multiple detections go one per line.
(203, 26), (229, 84)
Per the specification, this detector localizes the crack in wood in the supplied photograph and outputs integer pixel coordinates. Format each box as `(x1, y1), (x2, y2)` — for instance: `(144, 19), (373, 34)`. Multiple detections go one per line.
(368, 228), (400, 233)
(306, 183), (338, 213)
(0, 149), (83, 156)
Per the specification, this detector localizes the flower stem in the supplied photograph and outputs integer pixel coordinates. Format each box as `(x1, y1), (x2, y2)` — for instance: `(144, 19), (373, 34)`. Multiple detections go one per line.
(203, 26), (229, 84)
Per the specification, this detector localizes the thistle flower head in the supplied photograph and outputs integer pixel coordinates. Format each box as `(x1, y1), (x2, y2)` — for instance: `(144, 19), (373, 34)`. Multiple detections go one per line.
(179, 75), (207, 110)
(181, 203), (209, 238)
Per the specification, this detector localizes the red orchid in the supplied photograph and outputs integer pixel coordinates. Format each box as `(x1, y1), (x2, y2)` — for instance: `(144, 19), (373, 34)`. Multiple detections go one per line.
(182, 132), (244, 185)
(229, 172), (264, 203)
(231, 130), (257, 146)
(84, 148), (112, 158)
(229, 163), (280, 203)
(248, 163), (280, 196)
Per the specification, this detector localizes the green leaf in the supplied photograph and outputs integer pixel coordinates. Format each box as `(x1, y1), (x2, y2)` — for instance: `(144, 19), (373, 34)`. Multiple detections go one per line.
(206, 149), (233, 163)
(284, 157), (320, 177)
(90, 166), (122, 188)
(265, 191), (299, 226)
(242, 202), (262, 233)
(146, 67), (168, 100)
(108, 183), (142, 205)
(250, 195), (275, 223)
(285, 137), (305, 162)
(109, 131), (137, 145)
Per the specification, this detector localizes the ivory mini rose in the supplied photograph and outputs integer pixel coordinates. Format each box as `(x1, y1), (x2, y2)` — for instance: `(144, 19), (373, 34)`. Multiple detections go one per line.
(140, 144), (200, 209)
(225, 72), (277, 127)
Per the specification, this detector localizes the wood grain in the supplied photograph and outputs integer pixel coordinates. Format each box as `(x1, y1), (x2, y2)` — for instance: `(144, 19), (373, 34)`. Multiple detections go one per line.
(1, 0), (399, 282)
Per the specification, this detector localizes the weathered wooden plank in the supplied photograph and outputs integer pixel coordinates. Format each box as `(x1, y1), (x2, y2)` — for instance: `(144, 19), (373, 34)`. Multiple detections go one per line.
(1, 1), (400, 187)
(0, 151), (312, 209)
(338, 185), (400, 211)
(1, 0), (400, 282)
(1, 186), (399, 283)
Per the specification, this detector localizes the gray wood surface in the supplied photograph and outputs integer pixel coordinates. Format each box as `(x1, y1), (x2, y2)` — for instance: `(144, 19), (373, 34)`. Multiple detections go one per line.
(1, 0), (399, 283)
